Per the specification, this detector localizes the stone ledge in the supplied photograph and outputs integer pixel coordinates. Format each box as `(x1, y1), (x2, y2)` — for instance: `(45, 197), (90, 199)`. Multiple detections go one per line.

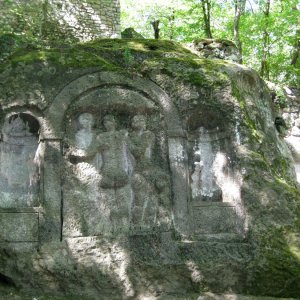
(195, 293), (297, 300)
(0, 212), (39, 242)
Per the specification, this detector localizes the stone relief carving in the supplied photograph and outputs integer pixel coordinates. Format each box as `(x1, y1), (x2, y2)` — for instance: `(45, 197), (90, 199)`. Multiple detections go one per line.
(188, 126), (246, 237)
(130, 115), (158, 229)
(75, 112), (95, 150)
(129, 115), (155, 226)
(0, 114), (40, 207)
(64, 111), (172, 236)
(96, 114), (132, 189)
(190, 127), (223, 202)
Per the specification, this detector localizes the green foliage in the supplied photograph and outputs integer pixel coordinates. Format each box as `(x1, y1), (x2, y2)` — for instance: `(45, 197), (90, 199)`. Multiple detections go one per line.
(121, 0), (300, 86)
(240, 0), (300, 85)
(0, 0), (79, 53)
(123, 46), (134, 67)
(0, 0), (299, 86)
(247, 227), (300, 298)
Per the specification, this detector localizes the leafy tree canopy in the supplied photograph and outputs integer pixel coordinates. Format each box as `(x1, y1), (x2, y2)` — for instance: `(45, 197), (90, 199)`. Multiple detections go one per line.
(120, 0), (300, 86)
(0, 0), (299, 86)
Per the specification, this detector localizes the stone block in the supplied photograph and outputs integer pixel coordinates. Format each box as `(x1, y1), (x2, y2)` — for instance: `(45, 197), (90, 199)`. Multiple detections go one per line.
(192, 202), (240, 235)
(0, 212), (39, 242)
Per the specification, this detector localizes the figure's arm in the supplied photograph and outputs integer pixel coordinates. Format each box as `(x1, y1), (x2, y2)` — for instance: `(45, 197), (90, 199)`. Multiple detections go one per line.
(65, 137), (98, 164)
(96, 133), (111, 150)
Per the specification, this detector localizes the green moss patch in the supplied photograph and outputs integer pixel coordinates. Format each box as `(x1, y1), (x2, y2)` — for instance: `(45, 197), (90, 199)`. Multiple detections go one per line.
(8, 48), (118, 70)
(247, 227), (300, 298)
(79, 38), (193, 54)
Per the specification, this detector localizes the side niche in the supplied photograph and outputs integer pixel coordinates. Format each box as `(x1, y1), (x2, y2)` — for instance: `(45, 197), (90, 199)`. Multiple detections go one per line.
(0, 113), (41, 208)
(188, 126), (246, 239)
(62, 88), (172, 237)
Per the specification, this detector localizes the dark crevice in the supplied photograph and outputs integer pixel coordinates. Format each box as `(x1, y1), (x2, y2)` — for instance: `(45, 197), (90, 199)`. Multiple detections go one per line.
(0, 273), (16, 287)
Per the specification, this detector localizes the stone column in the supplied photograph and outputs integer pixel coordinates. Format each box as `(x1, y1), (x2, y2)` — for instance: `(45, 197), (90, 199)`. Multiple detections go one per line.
(39, 139), (63, 242)
(167, 129), (190, 236)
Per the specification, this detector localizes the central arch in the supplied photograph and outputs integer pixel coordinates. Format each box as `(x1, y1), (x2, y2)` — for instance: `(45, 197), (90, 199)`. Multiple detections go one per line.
(47, 71), (190, 236)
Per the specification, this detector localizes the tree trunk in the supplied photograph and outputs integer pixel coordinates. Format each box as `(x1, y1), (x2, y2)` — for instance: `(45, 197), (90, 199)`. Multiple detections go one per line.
(201, 0), (213, 38)
(233, 0), (245, 63)
(260, 0), (271, 80)
(41, 0), (49, 38)
(290, 6), (300, 65)
(168, 10), (175, 40)
(151, 20), (160, 39)
(291, 37), (300, 65)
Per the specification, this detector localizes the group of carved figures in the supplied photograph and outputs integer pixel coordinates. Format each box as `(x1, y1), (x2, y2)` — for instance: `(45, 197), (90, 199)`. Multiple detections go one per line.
(67, 113), (171, 232)
(72, 113), (154, 188)
(0, 112), (170, 233)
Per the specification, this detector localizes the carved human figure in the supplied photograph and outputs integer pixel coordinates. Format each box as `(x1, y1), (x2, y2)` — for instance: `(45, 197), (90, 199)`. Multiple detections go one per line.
(96, 114), (132, 189)
(95, 114), (135, 233)
(75, 112), (94, 149)
(66, 113), (133, 235)
(129, 114), (160, 228)
(129, 114), (155, 169)
(0, 115), (39, 207)
(68, 112), (101, 168)
(190, 127), (222, 202)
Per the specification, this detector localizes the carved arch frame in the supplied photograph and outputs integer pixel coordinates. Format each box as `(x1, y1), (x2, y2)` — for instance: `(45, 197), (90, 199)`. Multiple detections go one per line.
(0, 106), (46, 243)
(47, 71), (191, 237)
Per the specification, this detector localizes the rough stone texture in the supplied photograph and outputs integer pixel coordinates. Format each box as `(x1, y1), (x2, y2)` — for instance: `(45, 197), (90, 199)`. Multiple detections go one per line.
(282, 87), (300, 121)
(0, 39), (299, 299)
(121, 28), (145, 39)
(270, 87), (300, 183)
(197, 294), (296, 300)
(285, 119), (300, 182)
(188, 39), (240, 62)
(46, 0), (120, 41)
(0, 211), (39, 242)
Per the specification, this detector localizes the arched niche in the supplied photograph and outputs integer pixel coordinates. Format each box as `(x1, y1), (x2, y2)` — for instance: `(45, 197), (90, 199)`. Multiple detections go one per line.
(62, 87), (172, 236)
(186, 110), (246, 240)
(47, 72), (190, 236)
(46, 72), (183, 138)
(0, 112), (41, 208)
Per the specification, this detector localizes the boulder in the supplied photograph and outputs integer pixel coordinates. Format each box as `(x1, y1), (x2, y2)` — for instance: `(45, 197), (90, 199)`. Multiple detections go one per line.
(0, 39), (299, 299)
(121, 27), (145, 39)
(188, 38), (240, 62)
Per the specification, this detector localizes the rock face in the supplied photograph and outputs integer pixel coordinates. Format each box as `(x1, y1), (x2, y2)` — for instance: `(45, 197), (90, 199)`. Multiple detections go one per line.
(285, 118), (300, 182)
(188, 39), (240, 62)
(282, 87), (300, 124)
(121, 27), (145, 39)
(270, 86), (300, 183)
(0, 39), (299, 299)
(47, 0), (121, 41)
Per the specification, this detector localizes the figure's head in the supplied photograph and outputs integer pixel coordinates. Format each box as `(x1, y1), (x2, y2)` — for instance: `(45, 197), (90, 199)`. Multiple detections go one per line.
(10, 116), (25, 133)
(132, 115), (146, 131)
(78, 113), (94, 129)
(103, 114), (116, 131)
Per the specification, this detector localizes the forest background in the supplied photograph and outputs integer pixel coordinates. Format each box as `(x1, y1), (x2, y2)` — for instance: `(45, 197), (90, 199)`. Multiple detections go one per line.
(0, 0), (299, 88)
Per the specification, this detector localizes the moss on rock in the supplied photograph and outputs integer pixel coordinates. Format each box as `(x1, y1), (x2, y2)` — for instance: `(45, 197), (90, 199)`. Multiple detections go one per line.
(0, 38), (300, 299)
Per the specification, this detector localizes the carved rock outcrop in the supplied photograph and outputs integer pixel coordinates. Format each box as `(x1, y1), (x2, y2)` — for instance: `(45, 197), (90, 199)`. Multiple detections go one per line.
(0, 40), (299, 299)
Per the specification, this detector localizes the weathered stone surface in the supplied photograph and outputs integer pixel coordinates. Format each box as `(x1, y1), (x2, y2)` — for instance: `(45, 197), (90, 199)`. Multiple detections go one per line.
(197, 294), (296, 300)
(188, 38), (240, 62)
(0, 212), (39, 242)
(121, 27), (145, 39)
(0, 39), (299, 299)
(48, 0), (121, 41)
